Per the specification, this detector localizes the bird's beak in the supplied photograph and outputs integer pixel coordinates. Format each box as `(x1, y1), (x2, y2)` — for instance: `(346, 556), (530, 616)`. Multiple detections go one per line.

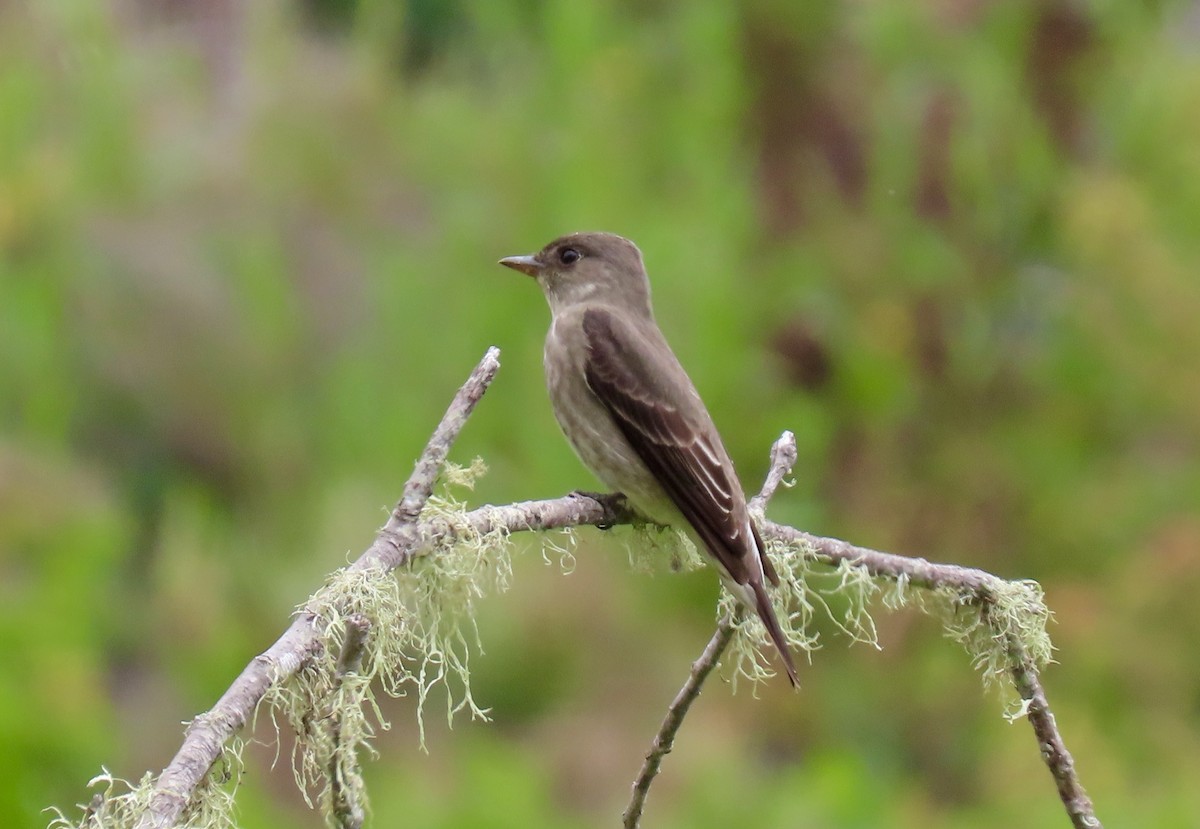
(498, 254), (542, 278)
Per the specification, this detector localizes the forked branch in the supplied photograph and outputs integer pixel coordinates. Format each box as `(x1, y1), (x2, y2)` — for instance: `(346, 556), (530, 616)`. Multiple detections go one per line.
(621, 430), (1101, 829)
(71, 348), (1095, 829)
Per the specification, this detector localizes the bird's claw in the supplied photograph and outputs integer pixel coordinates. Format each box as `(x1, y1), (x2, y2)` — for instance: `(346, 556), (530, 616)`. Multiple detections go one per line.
(570, 489), (622, 530)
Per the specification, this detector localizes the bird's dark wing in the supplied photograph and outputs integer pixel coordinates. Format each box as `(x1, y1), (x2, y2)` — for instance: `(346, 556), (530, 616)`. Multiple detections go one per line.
(581, 307), (773, 587)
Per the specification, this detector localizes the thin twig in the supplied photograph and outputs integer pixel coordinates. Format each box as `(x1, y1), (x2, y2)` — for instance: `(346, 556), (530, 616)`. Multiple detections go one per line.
(1006, 633), (1102, 828)
(623, 614), (740, 829)
(624, 431), (800, 827)
(389, 349), (501, 526)
(748, 430), (798, 514)
(761, 519), (1002, 595)
(132, 347), (501, 829)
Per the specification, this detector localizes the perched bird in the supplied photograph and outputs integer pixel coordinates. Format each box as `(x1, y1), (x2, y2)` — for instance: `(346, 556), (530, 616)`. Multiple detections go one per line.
(499, 232), (798, 686)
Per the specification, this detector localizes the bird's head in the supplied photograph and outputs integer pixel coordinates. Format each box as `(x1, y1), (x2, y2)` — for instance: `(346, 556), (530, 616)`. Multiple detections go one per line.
(499, 232), (652, 317)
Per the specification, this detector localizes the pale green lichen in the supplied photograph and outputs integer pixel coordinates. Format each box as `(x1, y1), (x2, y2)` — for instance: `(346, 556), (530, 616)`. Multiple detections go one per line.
(261, 458), (514, 825)
(719, 534), (829, 689)
(618, 523), (705, 575)
(263, 593), (384, 823)
(715, 532), (1054, 710)
(47, 743), (243, 829)
(50, 460), (1059, 829)
(45, 770), (156, 829)
(537, 525), (579, 572)
(934, 578), (1056, 714)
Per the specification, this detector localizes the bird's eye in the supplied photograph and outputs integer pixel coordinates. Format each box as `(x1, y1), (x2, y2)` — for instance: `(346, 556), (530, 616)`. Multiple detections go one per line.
(559, 247), (581, 266)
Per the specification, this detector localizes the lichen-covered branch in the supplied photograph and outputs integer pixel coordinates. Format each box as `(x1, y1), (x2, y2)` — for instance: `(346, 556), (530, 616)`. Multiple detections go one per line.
(329, 615), (371, 829)
(59, 346), (1097, 829)
(130, 347), (501, 829)
(756, 518), (1098, 826)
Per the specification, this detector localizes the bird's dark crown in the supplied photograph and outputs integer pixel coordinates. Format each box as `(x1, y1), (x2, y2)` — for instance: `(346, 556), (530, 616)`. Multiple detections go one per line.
(534, 232), (645, 276)
(503, 231), (652, 316)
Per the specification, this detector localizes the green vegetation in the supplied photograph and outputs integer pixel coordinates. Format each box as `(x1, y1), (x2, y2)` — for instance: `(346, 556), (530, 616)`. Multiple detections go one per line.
(3, 1), (1199, 826)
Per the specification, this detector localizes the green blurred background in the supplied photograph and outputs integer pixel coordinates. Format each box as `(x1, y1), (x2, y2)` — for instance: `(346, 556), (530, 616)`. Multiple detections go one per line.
(2, 0), (1198, 826)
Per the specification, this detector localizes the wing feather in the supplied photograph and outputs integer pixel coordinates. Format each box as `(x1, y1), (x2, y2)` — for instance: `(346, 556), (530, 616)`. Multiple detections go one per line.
(581, 308), (756, 585)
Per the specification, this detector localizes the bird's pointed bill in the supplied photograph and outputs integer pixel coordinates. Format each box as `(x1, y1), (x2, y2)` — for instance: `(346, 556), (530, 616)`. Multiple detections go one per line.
(499, 254), (541, 277)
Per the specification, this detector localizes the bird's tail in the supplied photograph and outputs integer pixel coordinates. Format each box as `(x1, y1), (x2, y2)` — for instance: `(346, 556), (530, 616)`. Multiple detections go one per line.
(750, 579), (799, 688)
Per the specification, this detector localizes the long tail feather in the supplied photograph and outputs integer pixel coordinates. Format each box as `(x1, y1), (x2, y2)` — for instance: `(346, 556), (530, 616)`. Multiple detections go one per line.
(750, 580), (799, 687)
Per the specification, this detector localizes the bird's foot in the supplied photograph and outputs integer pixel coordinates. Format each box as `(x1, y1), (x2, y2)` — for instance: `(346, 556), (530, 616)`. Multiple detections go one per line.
(570, 490), (624, 530)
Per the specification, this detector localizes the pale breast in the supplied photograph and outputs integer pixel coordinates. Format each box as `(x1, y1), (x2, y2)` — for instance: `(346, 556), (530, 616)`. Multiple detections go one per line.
(543, 318), (675, 524)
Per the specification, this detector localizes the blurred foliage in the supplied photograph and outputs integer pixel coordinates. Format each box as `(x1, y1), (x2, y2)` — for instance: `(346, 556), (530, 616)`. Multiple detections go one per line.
(2, 0), (1199, 826)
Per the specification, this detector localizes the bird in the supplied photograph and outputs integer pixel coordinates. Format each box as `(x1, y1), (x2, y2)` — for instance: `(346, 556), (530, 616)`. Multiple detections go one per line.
(499, 231), (798, 686)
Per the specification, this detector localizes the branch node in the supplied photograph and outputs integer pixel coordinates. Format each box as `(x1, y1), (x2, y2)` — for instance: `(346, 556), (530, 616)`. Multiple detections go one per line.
(335, 615), (371, 679)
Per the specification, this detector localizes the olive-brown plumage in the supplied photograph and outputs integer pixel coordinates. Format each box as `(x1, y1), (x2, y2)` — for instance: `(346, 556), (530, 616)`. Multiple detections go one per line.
(500, 232), (798, 686)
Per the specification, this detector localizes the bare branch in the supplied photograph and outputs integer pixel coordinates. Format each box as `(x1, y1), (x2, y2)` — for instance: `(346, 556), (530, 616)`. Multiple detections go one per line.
(748, 429), (798, 513)
(623, 613), (740, 829)
(390, 347), (502, 526)
(1004, 629), (1101, 829)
